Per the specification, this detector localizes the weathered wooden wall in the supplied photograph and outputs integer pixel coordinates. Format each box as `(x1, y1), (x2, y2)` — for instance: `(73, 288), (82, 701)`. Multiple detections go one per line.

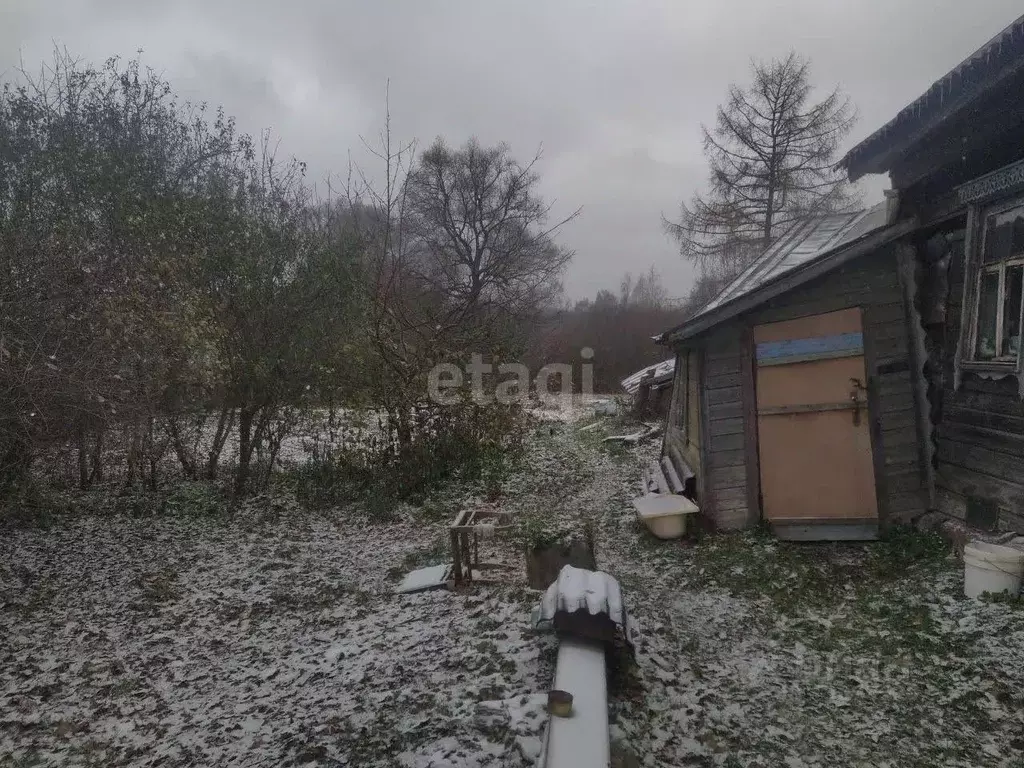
(698, 328), (749, 530)
(933, 234), (1024, 532)
(671, 246), (929, 531)
(664, 349), (703, 499)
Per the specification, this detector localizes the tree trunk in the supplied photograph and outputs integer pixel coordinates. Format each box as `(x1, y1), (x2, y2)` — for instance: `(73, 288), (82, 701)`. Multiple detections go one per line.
(169, 418), (197, 478)
(77, 422), (90, 490)
(206, 406), (235, 480)
(234, 407), (254, 497)
(89, 427), (104, 484)
(124, 423), (141, 490)
(763, 183), (776, 247)
(146, 416), (159, 491)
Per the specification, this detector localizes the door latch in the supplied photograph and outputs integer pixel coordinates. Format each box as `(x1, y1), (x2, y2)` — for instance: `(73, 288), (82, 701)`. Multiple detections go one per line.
(849, 377), (867, 426)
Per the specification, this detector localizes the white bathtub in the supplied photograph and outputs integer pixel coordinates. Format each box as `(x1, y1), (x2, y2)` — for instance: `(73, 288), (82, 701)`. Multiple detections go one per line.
(631, 493), (699, 539)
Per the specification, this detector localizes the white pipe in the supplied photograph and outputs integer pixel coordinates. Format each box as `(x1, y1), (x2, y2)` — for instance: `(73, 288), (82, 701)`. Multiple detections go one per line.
(541, 637), (609, 768)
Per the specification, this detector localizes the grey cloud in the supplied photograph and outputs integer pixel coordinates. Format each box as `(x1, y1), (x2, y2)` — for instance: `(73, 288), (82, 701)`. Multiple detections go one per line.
(4, 0), (1023, 301)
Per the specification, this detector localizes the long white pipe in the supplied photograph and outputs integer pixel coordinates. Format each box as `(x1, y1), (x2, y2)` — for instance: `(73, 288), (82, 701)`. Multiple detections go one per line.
(541, 637), (610, 768)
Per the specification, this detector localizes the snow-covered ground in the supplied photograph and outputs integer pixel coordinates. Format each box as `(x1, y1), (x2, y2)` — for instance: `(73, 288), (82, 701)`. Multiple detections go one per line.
(4, 406), (1024, 767)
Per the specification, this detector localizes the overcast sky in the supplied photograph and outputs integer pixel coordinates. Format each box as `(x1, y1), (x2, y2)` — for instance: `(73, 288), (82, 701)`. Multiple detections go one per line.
(3, 1), (1022, 300)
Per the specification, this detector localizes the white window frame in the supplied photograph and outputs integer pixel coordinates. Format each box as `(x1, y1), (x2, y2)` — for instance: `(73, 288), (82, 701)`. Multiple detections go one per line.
(967, 196), (1024, 368)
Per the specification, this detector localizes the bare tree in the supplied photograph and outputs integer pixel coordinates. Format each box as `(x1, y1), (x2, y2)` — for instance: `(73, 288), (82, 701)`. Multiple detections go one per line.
(404, 138), (579, 352)
(666, 52), (857, 275)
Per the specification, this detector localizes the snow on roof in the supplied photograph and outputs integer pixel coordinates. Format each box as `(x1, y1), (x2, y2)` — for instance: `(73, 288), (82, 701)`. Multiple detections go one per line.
(690, 203), (889, 323)
(533, 566), (627, 631)
(621, 358), (675, 394)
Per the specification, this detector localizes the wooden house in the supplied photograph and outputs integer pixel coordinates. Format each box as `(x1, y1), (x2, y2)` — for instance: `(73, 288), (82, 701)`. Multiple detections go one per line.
(657, 13), (1024, 540)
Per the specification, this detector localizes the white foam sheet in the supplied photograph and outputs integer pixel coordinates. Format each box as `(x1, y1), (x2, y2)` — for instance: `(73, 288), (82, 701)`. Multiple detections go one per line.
(541, 637), (610, 768)
(396, 564), (451, 594)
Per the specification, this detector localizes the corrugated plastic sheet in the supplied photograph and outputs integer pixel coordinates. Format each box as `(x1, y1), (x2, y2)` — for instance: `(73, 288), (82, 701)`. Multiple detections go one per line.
(533, 566), (626, 630)
(691, 203), (888, 322)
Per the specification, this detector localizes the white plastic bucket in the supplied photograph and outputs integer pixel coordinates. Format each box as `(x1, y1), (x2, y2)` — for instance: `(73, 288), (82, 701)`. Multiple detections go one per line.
(963, 540), (1024, 598)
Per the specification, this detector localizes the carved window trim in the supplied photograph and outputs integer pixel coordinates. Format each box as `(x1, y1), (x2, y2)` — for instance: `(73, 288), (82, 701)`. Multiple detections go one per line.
(956, 196), (1024, 395)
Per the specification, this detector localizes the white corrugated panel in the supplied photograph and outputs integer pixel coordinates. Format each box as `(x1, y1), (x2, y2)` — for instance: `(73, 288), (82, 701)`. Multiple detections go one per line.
(693, 203), (888, 321)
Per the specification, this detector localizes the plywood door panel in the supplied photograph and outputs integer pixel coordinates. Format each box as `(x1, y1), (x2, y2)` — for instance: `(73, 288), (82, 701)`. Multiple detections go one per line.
(758, 410), (877, 520)
(756, 357), (867, 410)
(753, 307), (862, 343)
(755, 309), (878, 522)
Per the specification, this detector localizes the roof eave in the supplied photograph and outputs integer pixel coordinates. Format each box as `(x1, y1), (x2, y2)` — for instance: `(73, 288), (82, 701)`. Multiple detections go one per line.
(658, 217), (919, 346)
(842, 15), (1024, 182)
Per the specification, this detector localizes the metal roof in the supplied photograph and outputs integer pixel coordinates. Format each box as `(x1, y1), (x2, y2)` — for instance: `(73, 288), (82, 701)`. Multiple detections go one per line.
(689, 203), (888, 322)
(842, 13), (1024, 180)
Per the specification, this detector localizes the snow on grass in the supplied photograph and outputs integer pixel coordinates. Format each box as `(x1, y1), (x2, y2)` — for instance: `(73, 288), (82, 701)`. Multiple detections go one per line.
(6, 411), (1024, 767)
(1, 503), (555, 767)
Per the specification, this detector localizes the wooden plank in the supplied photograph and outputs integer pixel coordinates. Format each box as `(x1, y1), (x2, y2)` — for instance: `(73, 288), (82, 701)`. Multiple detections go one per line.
(937, 487), (968, 520)
(943, 406), (1024, 435)
(710, 448), (746, 469)
(877, 391), (916, 413)
(881, 427), (919, 449)
(709, 417), (744, 437)
(937, 421), (1024, 455)
(885, 469), (925, 494)
(710, 464), (746, 489)
(705, 345), (742, 363)
(864, 301), (908, 327)
(936, 440), (1024, 483)
(758, 402), (856, 416)
(876, 369), (913, 390)
(698, 346), (717, 522)
(877, 409), (918, 432)
(753, 308), (862, 343)
(705, 356), (741, 377)
(709, 432), (745, 452)
(708, 402), (744, 420)
(705, 371), (743, 390)
(883, 457), (922, 474)
(772, 520), (879, 541)
(862, 306), (890, 529)
(706, 386), (743, 406)
(756, 332), (863, 365)
(999, 507), (1024, 534)
(740, 324), (761, 529)
(936, 462), (1024, 511)
(887, 491), (926, 517)
(884, 445), (922, 467)
(712, 486), (748, 504)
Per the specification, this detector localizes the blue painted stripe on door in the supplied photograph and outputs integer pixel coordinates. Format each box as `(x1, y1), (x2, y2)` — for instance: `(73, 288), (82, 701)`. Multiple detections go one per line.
(756, 332), (864, 362)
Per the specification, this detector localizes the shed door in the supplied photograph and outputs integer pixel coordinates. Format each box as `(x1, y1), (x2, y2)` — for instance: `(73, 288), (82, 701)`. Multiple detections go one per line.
(755, 308), (877, 523)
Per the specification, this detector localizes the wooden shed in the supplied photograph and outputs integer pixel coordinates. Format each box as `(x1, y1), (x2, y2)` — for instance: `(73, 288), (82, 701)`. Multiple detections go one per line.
(658, 12), (1024, 540)
(657, 207), (925, 540)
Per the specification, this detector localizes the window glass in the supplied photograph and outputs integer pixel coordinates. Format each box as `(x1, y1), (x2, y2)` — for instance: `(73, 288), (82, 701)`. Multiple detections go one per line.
(1003, 265), (1024, 359)
(975, 270), (999, 360)
(983, 205), (1024, 263)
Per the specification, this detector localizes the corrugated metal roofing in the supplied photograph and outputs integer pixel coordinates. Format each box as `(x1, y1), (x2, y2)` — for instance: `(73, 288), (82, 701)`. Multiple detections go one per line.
(842, 13), (1024, 179)
(691, 203), (888, 321)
